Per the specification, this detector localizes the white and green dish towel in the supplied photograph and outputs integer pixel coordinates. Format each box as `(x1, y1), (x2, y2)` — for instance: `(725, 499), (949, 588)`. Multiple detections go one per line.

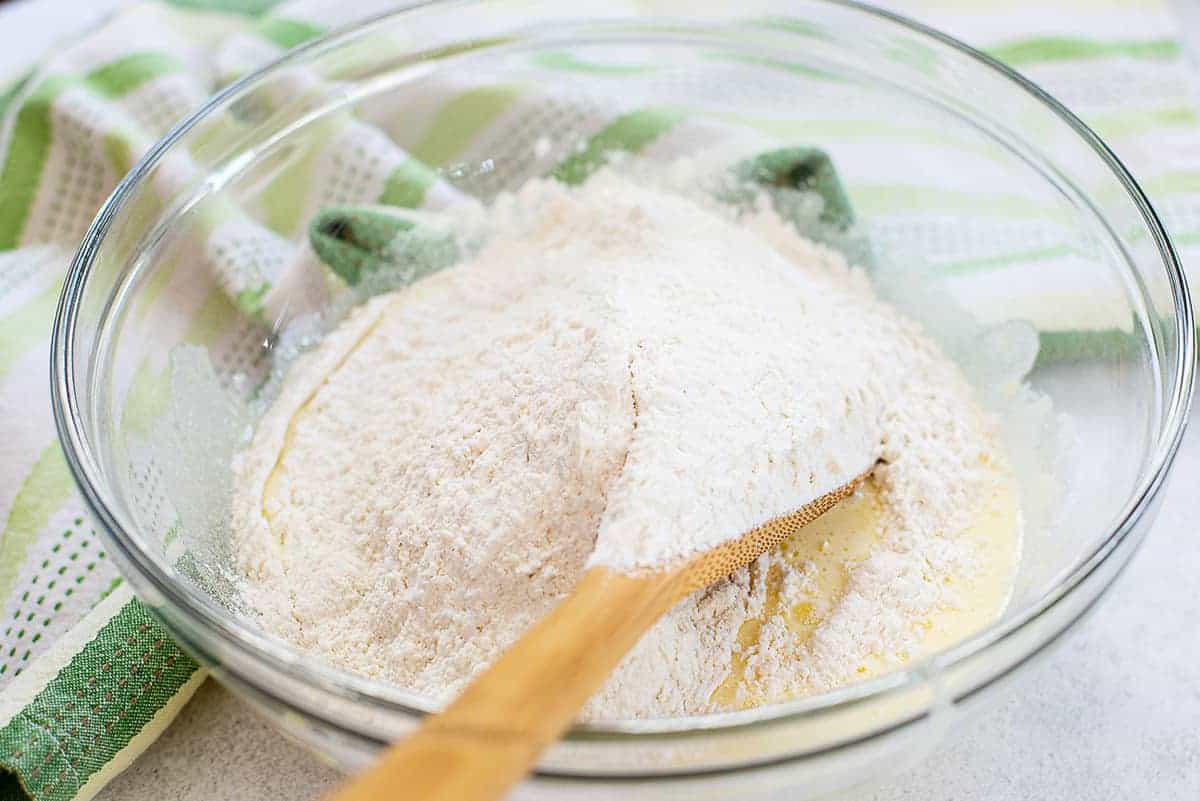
(3, 1), (1200, 800)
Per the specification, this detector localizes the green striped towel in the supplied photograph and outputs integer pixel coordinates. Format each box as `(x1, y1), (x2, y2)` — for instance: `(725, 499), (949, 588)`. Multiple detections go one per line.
(0, 4), (860, 797)
(2, 0), (1199, 799)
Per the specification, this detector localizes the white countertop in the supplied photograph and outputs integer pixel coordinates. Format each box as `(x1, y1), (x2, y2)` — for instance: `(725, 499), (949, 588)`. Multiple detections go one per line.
(2, 0), (1198, 798)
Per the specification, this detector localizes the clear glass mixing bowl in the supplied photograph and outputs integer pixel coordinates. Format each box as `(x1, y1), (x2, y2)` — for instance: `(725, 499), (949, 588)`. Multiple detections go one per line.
(51, 1), (1194, 798)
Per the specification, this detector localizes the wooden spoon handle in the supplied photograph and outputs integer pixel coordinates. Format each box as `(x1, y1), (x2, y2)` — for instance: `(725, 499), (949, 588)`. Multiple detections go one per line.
(327, 566), (683, 801)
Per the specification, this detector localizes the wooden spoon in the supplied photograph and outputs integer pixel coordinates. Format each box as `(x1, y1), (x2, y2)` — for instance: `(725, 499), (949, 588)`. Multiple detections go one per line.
(328, 469), (870, 801)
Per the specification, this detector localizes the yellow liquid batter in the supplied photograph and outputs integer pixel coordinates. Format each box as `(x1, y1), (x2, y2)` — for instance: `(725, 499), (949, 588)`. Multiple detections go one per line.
(712, 469), (1021, 708)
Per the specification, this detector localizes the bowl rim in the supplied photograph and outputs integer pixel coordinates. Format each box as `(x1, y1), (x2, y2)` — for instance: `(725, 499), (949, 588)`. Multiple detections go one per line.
(50, 0), (1196, 768)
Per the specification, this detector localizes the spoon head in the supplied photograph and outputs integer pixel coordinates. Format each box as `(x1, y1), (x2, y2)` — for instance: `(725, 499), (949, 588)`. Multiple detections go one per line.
(676, 467), (873, 595)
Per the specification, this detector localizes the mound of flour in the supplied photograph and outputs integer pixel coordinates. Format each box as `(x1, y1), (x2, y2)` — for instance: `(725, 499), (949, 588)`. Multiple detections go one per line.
(232, 171), (1002, 718)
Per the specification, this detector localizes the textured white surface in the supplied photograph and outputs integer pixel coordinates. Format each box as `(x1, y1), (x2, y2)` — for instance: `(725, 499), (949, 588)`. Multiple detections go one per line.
(1, 0), (1196, 798)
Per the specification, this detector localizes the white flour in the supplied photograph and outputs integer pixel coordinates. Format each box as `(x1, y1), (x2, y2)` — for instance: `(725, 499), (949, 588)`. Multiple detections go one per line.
(233, 172), (1007, 718)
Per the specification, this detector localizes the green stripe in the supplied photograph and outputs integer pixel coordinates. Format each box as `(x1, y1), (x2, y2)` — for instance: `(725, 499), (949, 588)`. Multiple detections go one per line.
(1087, 105), (1199, 140)
(1142, 170), (1200, 196)
(884, 38), (939, 74)
(705, 51), (840, 82)
(728, 114), (1005, 161)
(134, 255), (181, 324)
(235, 283), (270, 318)
(0, 76), (68, 251)
(85, 52), (185, 97)
(757, 18), (824, 38)
(734, 147), (854, 229)
(378, 159), (437, 208)
(988, 36), (1179, 66)
(532, 51), (655, 76)
(0, 599), (200, 801)
(254, 110), (347, 237)
(935, 244), (1075, 275)
(164, 0), (281, 14)
(0, 277), (64, 378)
(0, 53), (186, 250)
(254, 17), (324, 49)
(309, 205), (458, 286)
(184, 287), (242, 345)
(0, 445), (74, 605)
(102, 128), (145, 177)
(260, 153), (318, 234)
(1035, 328), (1140, 368)
(0, 71), (33, 121)
(410, 86), (522, 166)
(848, 183), (1054, 219)
(121, 363), (173, 438)
(122, 289), (241, 439)
(549, 108), (685, 186)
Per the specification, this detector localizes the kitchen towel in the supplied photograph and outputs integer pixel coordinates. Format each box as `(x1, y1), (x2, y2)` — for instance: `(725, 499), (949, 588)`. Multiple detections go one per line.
(0, 5), (874, 798)
(3, 1), (1200, 800)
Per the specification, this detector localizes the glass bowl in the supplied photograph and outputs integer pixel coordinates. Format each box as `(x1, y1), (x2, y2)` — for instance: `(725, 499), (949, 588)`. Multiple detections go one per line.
(51, 1), (1194, 798)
